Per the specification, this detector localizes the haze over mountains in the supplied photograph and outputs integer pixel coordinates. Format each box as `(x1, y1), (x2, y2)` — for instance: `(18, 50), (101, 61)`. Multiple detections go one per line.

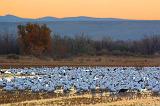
(1, 14), (160, 40)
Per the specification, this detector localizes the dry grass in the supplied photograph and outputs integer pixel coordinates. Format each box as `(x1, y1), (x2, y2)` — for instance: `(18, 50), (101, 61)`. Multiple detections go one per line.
(0, 90), (159, 106)
(0, 55), (160, 68)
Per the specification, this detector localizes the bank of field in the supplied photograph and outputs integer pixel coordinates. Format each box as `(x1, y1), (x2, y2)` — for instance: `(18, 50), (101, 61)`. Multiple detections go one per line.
(1, 55), (160, 68)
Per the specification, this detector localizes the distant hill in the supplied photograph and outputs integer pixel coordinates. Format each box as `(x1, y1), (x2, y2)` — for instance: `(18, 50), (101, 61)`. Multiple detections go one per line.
(0, 15), (34, 22)
(0, 15), (160, 40)
(0, 15), (126, 22)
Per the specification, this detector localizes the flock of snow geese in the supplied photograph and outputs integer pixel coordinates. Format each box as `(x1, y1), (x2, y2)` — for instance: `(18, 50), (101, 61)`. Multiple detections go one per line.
(0, 67), (160, 94)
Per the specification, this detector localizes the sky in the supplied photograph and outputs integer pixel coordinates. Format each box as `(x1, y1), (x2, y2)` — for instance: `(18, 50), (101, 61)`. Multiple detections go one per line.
(0, 0), (160, 20)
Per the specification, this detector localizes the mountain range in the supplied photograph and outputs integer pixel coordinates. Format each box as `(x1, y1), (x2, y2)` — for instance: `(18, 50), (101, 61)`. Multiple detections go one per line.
(0, 14), (160, 40)
(0, 14), (127, 22)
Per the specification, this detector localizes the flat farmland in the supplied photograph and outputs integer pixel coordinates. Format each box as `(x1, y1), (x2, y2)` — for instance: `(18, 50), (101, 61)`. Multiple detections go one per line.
(0, 55), (160, 68)
(0, 56), (160, 106)
(0, 92), (160, 106)
(0, 67), (160, 106)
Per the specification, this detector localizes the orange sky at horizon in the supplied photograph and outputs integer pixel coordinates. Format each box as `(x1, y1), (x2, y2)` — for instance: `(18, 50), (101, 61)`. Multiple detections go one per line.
(0, 0), (160, 20)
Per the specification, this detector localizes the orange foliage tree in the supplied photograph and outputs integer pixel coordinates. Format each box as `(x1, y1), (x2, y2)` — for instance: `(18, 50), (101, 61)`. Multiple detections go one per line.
(17, 23), (52, 56)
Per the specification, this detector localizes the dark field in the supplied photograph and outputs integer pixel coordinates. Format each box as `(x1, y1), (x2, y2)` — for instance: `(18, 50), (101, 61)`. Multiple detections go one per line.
(0, 55), (160, 68)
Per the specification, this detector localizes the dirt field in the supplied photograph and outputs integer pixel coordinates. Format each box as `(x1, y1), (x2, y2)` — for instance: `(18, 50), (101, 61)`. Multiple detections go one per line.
(13, 97), (160, 106)
(1, 55), (160, 106)
(0, 55), (160, 68)
(0, 91), (159, 106)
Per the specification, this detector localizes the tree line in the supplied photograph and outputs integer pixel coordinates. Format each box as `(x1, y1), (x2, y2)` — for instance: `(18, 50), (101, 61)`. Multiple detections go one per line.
(0, 23), (160, 58)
